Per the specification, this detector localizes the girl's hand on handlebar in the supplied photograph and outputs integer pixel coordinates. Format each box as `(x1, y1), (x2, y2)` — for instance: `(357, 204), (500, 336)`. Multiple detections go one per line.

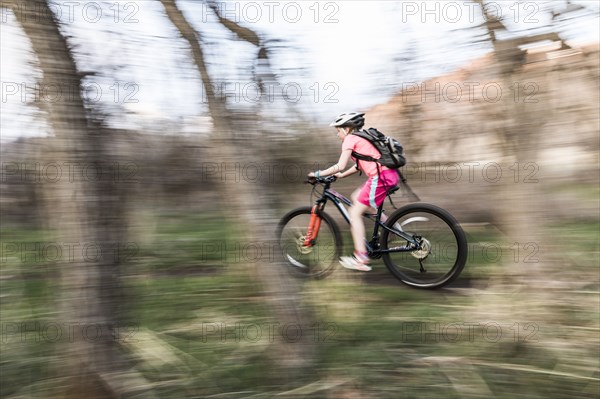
(333, 172), (343, 179)
(305, 174), (336, 185)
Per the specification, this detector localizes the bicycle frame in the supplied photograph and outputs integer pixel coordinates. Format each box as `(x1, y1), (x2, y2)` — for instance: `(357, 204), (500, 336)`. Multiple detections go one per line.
(311, 180), (421, 254)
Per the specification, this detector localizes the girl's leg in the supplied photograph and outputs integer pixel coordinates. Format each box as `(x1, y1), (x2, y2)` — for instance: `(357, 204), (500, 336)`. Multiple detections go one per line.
(341, 186), (375, 271)
(352, 187), (388, 224)
(350, 187), (367, 255)
(350, 187), (362, 204)
(349, 201), (371, 257)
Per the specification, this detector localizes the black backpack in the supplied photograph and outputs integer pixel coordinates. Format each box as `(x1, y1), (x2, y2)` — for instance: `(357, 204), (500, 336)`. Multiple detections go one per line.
(351, 128), (406, 170)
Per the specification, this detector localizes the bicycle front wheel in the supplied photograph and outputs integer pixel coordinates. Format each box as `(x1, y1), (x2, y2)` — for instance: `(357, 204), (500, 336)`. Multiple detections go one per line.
(277, 206), (342, 279)
(381, 203), (467, 289)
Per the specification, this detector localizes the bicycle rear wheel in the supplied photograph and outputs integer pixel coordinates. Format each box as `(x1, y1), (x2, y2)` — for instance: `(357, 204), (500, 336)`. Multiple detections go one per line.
(381, 203), (467, 289)
(277, 206), (342, 279)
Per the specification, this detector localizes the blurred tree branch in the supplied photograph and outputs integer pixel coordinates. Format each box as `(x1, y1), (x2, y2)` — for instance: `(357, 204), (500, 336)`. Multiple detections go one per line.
(160, 0), (226, 126)
(474, 0), (571, 74)
(207, 0), (261, 46)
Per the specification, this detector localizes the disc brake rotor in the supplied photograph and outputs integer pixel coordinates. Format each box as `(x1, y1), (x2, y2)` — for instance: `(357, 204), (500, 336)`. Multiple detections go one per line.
(412, 238), (431, 260)
(296, 235), (314, 255)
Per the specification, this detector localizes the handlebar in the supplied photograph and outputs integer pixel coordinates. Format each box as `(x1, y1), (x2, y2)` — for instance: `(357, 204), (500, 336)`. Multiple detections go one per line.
(304, 175), (337, 185)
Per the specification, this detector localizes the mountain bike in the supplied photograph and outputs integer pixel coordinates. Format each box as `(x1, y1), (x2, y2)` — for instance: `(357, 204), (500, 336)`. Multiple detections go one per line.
(276, 175), (467, 289)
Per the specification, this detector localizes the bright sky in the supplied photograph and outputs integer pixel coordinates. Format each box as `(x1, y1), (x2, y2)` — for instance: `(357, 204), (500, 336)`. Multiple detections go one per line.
(1, 1), (598, 142)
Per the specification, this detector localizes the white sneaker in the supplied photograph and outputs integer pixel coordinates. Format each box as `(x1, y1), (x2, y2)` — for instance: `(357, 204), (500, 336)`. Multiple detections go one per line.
(340, 256), (372, 271)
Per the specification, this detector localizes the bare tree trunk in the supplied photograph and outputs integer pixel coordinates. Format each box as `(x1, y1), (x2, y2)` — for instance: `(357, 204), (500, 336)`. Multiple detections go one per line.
(475, 0), (550, 280)
(12, 1), (156, 397)
(160, 0), (315, 379)
(471, 1), (565, 325)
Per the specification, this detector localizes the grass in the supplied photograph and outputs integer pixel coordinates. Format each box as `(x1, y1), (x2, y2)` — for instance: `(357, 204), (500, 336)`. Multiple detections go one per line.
(1, 211), (599, 398)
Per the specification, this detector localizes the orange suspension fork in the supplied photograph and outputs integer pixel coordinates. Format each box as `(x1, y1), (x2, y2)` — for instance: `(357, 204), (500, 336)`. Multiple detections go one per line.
(303, 205), (322, 247)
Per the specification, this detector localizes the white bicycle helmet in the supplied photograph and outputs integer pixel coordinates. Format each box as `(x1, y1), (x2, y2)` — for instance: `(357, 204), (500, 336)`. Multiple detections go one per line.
(329, 112), (365, 129)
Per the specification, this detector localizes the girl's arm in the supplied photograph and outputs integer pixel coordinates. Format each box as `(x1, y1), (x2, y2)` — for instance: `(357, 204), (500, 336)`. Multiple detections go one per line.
(309, 149), (353, 178)
(336, 165), (359, 179)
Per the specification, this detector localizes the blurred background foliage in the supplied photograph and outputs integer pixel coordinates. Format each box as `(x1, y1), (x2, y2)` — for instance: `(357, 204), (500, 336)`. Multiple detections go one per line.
(0, 1), (598, 398)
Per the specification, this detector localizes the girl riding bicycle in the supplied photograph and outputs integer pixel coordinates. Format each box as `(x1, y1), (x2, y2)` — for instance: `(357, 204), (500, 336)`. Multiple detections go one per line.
(308, 112), (399, 271)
